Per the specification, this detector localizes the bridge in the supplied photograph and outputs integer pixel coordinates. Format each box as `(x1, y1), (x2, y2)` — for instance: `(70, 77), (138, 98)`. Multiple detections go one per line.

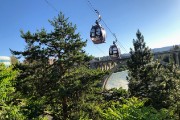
(90, 49), (180, 71)
(90, 48), (180, 90)
(89, 55), (129, 71)
(90, 49), (180, 90)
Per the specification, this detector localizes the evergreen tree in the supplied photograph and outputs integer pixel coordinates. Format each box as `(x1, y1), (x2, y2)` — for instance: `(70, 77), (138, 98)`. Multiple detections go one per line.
(11, 12), (105, 119)
(142, 61), (180, 110)
(171, 45), (180, 66)
(127, 30), (153, 97)
(127, 30), (153, 70)
(127, 30), (180, 119)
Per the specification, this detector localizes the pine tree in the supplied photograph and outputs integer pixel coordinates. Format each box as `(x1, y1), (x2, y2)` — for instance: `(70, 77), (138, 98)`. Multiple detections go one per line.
(127, 30), (153, 97)
(127, 30), (180, 118)
(171, 45), (180, 66)
(11, 12), (105, 119)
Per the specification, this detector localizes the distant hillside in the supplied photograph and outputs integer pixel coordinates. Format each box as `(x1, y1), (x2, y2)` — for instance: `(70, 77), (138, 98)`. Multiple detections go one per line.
(151, 46), (173, 53)
(94, 45), (178, 61)
(120, 45), (175, 59)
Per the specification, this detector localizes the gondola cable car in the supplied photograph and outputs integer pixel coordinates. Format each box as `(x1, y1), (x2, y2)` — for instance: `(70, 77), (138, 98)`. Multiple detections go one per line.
(88, 1), (121, 59)
(109, 37), (121, 60)
(90, 10), (106, 44)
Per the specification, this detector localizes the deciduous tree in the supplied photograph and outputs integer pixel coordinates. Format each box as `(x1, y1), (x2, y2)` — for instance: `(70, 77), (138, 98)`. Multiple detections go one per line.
(0, 64), (25, 119)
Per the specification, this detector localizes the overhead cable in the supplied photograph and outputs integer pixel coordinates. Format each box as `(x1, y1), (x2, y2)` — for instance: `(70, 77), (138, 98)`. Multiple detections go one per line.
(87, 0), (128, 53)
(44, 0), (58, 12)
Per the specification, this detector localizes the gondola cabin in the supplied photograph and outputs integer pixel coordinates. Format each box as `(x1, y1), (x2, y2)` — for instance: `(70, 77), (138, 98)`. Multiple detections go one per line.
(90, 24), (106, 44)
(109, 44), (121, 60)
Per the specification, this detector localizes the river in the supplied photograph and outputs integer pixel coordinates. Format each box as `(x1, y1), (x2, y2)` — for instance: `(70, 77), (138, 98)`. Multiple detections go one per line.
(105, 70), (128, 90)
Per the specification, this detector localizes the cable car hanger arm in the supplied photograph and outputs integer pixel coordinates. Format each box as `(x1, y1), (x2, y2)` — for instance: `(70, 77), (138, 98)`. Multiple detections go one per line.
(95, 10), (101, 22)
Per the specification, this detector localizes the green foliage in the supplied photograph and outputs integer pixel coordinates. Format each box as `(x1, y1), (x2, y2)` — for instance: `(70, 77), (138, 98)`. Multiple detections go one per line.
(21, 96), (48, 119)
(132, 60), (180, 117)
(99, 97), (174, 120)
(0, 64), (16, 102)
(102, 88), (129, 102)
(115, 65), (127, 72)
(127, 30), (153, 97)
(172, 45), (180, 50)
(127, 30), (153, 74)
(76, 88), (129, 120)
(8, 12), (179, 120)
(127, 30), (180, 119)
(0, 64), (25, 119)
(67, 67), (106, 119)
(170, 45), (180, 65)
(11, 12), (106, 119)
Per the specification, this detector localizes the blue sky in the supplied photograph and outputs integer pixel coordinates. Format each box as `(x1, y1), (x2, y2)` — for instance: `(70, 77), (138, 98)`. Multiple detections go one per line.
(0, 0), (180, 57)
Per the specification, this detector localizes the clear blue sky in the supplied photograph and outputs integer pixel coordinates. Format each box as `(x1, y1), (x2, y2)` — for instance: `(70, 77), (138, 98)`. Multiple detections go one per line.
(0, 0), (180, 57)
